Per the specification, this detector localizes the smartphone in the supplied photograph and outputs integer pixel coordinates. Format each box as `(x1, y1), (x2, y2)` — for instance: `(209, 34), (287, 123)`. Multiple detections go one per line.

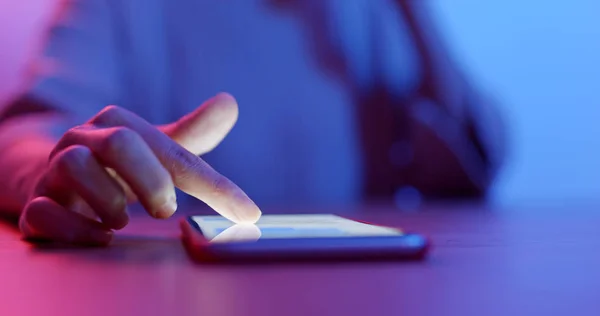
(181, 214), (429, 262)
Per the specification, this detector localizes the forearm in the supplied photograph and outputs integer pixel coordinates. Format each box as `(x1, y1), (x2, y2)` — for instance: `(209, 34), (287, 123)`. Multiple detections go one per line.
(0, 113), (70, 219)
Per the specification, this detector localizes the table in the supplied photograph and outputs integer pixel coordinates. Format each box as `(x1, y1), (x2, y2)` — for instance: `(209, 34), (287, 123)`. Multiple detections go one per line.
(1, 202), (599, 316)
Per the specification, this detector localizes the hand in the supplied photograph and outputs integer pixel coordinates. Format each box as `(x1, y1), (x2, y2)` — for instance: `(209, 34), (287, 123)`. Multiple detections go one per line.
(19, 93), (261, 246)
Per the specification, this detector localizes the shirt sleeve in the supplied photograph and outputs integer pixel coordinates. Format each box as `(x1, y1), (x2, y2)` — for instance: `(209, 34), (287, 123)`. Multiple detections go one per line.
(8, 0), (122, 122)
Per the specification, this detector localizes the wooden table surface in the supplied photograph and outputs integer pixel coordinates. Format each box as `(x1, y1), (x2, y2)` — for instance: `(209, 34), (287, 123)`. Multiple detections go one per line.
(1, 202), (599, 316)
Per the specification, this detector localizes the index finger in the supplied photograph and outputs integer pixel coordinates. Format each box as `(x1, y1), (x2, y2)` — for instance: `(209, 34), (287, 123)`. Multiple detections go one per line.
(90, 106), (261, 223)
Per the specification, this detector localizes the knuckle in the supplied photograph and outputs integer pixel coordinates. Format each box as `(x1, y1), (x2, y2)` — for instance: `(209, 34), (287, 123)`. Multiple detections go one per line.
(94, 105), (126, 125)
(101, 105), (125, 118)
(167, 144), (189, 162)
(54, 145), (92, 175)
(210, 175), (230, 197)
(51, 125), (87, 160)
(101, 127), (140, 155)
(61, 125), (83, 140)
(165, 145), (230, 197)
(167, 146), (202, 177)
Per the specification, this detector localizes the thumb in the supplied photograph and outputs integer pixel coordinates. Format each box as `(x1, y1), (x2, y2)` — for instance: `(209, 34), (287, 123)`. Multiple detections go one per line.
(160, 93), (239, 155)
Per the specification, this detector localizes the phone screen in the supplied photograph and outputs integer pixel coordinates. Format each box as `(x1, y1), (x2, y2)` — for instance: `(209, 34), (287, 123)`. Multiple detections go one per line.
(191, 214), (403, 243)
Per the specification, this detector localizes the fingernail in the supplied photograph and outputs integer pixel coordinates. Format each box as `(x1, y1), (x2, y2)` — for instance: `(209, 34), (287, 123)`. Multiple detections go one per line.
(155, 196), (178, 219)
